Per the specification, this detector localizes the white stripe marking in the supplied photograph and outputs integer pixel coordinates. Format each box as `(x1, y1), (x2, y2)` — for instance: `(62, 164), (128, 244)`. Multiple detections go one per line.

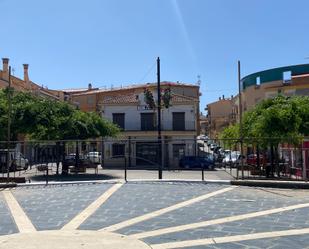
(132, 202), (309, 239)
(3, 190), (36, 233)
(100, 186), (236, 232)
(150, 227), (309, 249)
(62, 183), (123, 230)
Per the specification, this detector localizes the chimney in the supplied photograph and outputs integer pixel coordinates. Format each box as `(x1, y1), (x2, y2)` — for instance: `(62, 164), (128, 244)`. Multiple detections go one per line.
(222, 95), (225, 100)
(219, 97), (221, 100)
(88, 83), (92, 90)
(23, 64), (29, 82)
(2, 58), (9, 81)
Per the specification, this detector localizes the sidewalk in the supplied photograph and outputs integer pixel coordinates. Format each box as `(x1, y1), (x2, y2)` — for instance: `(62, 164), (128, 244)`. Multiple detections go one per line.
(2, 167), (309, 189)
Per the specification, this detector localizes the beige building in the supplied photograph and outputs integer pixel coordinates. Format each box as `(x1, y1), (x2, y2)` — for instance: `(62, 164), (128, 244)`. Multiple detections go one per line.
(205, 64), (309, 138)
(206, 96), (237, 138)
(241, 64), (309, 112)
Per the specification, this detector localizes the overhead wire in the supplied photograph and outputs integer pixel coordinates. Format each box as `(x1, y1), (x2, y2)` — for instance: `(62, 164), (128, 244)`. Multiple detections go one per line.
(138, 61), (156, 83)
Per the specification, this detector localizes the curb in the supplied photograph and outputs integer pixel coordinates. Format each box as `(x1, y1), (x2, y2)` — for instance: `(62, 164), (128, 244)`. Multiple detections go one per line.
(0, 183), (18, 188)
(16, 179), (231, 187)
(11, 179), (309, 189)
(17, 179), (124, 187)
(231, 180), (309, 189)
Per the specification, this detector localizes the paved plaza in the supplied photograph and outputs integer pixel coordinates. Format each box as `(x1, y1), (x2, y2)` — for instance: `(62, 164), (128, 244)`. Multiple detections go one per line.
(1, 182), (309, 248)
(4, 167), (234, 183)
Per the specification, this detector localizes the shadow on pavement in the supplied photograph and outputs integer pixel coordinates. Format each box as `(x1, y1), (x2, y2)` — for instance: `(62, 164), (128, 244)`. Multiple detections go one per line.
(29, 173), (119, 182)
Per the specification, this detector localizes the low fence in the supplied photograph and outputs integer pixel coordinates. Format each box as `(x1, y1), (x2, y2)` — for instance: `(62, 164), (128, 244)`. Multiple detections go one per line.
(0, 137), (308, 183)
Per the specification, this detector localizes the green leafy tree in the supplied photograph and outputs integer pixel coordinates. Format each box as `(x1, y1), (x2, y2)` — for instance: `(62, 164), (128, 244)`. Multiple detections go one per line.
(220, 95), (309, 177)
(0, 89), (120, 140)
(219, 123), (239, 149)
(0, 89), (120, 175)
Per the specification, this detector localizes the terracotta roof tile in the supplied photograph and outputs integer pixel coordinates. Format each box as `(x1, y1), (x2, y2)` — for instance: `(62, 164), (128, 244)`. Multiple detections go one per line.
(71, 81), (198, 96)
(172, 93), (197, 103)
(101, 94), (139, 104)
(101, 93), (197, 105)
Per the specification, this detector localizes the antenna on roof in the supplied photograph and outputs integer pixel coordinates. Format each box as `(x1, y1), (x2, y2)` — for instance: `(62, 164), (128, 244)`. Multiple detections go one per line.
(197, 75), (201, 86)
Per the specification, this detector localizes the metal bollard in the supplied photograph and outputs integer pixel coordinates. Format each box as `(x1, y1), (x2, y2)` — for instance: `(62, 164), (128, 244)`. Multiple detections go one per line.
(45, 165), (49, 185)
(124, 156), (127, 182)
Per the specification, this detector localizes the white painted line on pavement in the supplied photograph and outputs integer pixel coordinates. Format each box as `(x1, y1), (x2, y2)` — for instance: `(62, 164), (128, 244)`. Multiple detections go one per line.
(100, 186), (236, 232)
(150, 227), (309, 249)
(2, 190), (36, 233)
(132, 202), (309, 239)
(61, 183), (124, 230)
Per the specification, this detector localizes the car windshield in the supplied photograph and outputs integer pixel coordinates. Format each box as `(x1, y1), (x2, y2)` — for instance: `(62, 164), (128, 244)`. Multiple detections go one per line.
(88, 152), (100, 156)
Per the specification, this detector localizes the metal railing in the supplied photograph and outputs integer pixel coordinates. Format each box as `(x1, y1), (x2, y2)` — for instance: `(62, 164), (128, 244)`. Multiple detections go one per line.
(0, 137), (308, 184)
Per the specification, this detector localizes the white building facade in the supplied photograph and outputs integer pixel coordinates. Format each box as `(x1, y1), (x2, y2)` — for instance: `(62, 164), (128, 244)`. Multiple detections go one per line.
(100, 83), (200, 168)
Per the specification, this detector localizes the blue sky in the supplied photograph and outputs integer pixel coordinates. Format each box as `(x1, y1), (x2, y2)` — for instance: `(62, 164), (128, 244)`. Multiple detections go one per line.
(1, 0), (309, 111)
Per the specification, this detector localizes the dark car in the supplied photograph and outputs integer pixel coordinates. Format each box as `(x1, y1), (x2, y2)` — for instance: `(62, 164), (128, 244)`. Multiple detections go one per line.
(179, 156), (214, 170)
(62, 153), (95, 173)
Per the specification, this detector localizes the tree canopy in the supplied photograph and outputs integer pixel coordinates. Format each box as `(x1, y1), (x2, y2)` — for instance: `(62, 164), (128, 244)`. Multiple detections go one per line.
(220, 95), (309, 145)
(0, 89), (120, 141)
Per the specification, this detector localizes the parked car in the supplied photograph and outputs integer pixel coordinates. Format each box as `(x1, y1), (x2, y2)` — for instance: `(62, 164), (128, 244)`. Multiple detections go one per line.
(246, 154), (267, 165)
(86, 151), (101, 164)
(223, 151), (240, 163)
(222, 151), (244, 167)
(62, 153), (95, 171)
(179, 156), (214, 170)
(0, 150), (29, 172)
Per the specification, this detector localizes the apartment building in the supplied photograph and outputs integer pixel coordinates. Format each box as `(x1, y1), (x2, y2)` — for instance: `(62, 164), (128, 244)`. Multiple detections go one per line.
(241, 63), (309, 112)
(70, 82), (200, 168)
(206, 95), (237, 138)
(205, 64), (309, 137)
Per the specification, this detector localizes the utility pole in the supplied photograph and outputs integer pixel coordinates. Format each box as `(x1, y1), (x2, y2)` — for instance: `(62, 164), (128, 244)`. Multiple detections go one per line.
(157, 57), (162, 179)
(238, 61), (244, 179)
(7, 66), (12, 182)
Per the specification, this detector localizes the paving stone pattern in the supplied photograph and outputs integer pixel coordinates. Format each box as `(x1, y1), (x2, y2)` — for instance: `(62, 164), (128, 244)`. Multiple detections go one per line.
(12, 183), (112, 230)
(1, 183), (309, 248)
(120, 186), (304, 236)
(0, 192), (18, 235)
(79, 182), (223, 230)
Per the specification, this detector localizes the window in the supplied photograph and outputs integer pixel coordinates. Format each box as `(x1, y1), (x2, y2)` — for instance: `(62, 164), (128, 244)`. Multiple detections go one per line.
(256, 76), (261, 86)
(283, 71), (292, 83)
(112, 113), (125, 130)
(112, 144), (125, 157)
(173, 112), (185, 131)
(141, 113), (156, 131)
(173, 144), (185, 159)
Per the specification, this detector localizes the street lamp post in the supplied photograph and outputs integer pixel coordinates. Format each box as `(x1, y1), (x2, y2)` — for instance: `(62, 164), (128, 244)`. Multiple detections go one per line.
(238, 61), (244, 179)
(6, 66), (12, 183)
(157, 57), (162, 179)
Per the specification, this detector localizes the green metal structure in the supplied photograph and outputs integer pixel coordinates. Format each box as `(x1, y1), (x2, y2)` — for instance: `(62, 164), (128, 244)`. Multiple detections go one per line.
(241, 64), (309, 90)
